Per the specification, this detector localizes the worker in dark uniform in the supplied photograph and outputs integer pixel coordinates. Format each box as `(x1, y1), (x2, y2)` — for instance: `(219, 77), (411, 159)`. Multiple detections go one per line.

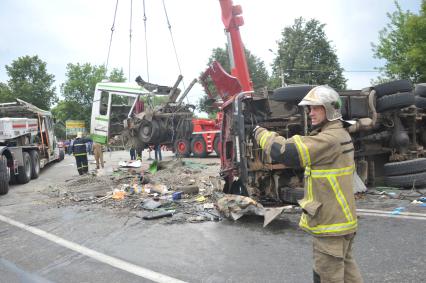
(254, 86), (363, 283)
(71, 132), (92, 175)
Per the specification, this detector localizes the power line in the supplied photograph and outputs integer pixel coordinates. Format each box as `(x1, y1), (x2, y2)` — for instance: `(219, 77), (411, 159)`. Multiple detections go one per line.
(281, 68), (380, 73)
(128, 0), (133, 82)
(105, 0), (119, 75)
(142, 0), (149, 82)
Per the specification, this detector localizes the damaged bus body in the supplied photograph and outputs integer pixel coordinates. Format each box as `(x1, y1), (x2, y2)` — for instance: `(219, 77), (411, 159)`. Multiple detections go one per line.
(90, 77), (198, 154)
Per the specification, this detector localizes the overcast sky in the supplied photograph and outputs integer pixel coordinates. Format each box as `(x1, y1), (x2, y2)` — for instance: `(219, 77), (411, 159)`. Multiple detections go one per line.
(0, 0), (422, 106)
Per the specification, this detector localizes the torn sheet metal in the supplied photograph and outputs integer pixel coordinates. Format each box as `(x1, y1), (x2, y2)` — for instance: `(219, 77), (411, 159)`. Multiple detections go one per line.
(216, 194), (289, 227)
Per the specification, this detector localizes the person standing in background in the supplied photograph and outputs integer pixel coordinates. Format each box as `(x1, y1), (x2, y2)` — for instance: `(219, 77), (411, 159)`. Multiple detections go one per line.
(130, 146), (136, 160)
(71, 132), (92, 175)
(154, 143), (162, 161)
(93, 142), (104, 169)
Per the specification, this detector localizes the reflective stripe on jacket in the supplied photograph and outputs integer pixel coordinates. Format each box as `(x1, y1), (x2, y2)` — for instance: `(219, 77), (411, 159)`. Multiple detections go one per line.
(72, 137), (91, 156)
(255, 120), (357, 236)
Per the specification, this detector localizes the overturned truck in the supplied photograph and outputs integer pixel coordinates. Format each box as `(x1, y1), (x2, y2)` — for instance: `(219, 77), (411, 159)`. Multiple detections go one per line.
(203, 76), (426, 203)
(201, 0), (426, 205)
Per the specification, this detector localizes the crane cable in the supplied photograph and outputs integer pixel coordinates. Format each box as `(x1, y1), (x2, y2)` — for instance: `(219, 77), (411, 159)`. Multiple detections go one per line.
(142, 0), (153, 108)
(142, 0), (149, 82)
(128, 0), (133, 82)
(105, 0), (119, 76)
(162, 0), (186, 91)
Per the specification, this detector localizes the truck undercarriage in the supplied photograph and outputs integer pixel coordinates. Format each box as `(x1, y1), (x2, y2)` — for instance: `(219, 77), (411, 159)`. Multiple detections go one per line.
(211, 81), (426, 205)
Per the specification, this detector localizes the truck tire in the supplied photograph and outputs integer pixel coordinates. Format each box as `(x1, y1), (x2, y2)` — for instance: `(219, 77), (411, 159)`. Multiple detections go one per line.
(384, 158), (426, 176)
(384, 171), (426, 188)
(373, 79), (413, 97)
(59, 150), (65, 161)
(17, 152), (32, 184)
(340, 96), (348, 119)
(29, 150), (40, 179)
(279, 187), (304, 204)
(174, 139), (190, 157)
(191, 137), (208, 158)
(414, 96), (426, 109)
(414, 83), (426, 97)
(376, 92), (415, 112)
(214, 136), (220, 157)
(0, 156), (10, 195)
(270, 85), (316, 103)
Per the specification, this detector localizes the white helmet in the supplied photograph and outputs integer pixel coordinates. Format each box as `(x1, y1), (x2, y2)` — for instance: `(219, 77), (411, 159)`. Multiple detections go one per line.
(298, 85), (342, 121)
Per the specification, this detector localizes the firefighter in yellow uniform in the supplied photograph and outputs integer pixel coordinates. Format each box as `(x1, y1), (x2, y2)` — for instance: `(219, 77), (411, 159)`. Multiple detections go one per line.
(254, 85), (363, 283)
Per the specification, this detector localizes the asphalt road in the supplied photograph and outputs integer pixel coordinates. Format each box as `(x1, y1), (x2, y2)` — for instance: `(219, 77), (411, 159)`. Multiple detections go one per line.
(0, 151), (425, 283)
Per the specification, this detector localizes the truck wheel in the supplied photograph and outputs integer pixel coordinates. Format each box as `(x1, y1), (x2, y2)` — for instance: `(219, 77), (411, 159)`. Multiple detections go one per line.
(29, 151), (40, 179)
(0, 156), (10, 195)
(214, 136), (221, 157)
(383, 158), (426, 176)
(373, 79), (413, 97)
(271, 85), (316, 103)
(414, 83), (426, 97)
(340, 96), (348, 119)
(415, 96), (426, 109)
(17, 152), (32, 184)
(59, 150), (65, 161)
(191, 137), (208, 158)
(376, 92), (415, 112)
(174, 139), (190, 157)
(279, 187), (304, 204)
(384, 171), (426, 189)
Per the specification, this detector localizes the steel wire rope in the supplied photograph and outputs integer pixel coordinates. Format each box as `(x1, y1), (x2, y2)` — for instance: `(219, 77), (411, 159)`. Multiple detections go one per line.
(128, 0), (133, 82)
(161, 0), (187, 98)
(142, 0), (150, 82)
(105, 0), (119, 76)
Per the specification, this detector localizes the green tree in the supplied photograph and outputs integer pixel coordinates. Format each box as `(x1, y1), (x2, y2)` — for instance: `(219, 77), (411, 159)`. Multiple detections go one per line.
(4, 55), (57, 109)
(57, 64), (126, 128)
(51, 100), (82, 122)
(0, 83), (13, 103)
(372, 1), (426, 83)
(199, 45), (269, 116)
(61, 63), (105, 107)
(53, 122), (66, 140)
(271, 18), (346, 90)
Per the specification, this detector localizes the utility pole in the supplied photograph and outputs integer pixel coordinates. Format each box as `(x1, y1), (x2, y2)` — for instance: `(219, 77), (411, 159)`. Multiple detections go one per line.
(280, 67), (285, 87)
(269, 49), (286, 87)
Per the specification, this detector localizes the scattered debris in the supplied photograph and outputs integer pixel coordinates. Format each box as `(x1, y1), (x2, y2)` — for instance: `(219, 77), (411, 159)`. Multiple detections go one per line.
(216, 194), (296, 227)
(143, 210), (175, 220)
(50, 156), (425, 226)
(52, 158), (225, 224)
(392, 207), (405, 215)
(175, 185), (199, 194)
(141, 199), (162, 210)
(119, 160), (142, 168)
(411, 197), (426, 206)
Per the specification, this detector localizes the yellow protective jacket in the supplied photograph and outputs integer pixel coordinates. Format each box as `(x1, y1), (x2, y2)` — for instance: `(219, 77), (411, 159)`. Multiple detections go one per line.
(255, 120), (357, 236)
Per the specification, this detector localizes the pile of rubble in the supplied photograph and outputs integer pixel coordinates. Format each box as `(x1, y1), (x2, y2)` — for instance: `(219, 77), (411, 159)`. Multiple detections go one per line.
(50, 158), (301, 226)
(52, 159), (227, 224)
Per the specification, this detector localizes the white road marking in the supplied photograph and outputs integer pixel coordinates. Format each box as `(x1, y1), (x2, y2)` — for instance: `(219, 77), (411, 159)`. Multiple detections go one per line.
(357, 208), (426, 221)
(0, 214), (187, 283)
